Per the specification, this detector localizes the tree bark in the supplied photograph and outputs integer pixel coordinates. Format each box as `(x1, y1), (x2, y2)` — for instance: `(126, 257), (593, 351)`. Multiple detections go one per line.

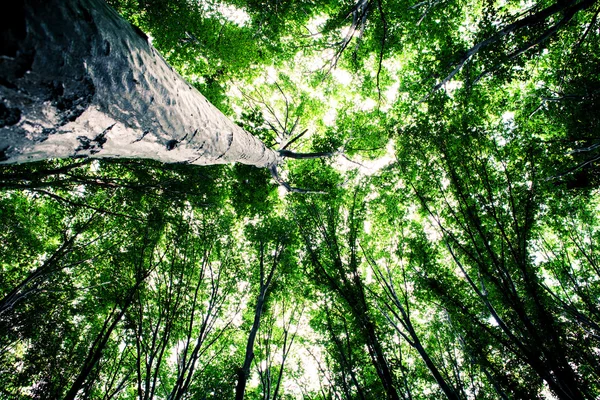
(0, 0), (280, 168)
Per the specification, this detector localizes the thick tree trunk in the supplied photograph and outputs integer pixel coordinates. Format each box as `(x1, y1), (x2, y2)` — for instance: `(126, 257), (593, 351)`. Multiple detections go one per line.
(0, 0), (280, 167)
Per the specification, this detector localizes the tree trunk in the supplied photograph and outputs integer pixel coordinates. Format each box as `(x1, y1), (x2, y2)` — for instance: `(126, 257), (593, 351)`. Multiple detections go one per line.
(235, 289), (267, 400)
(235, 242), (279, 400)
(64, 296), (133, 400)
(0, 0), (280, 168)
(361, 317), (400, 400)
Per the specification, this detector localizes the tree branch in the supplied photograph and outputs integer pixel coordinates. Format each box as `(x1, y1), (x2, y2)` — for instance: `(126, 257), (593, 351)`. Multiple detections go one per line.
(279, 149), (336, 159)
(428, 0), (597, 96)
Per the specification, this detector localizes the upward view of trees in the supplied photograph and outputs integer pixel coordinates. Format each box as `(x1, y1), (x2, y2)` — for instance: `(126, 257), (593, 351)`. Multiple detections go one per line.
(1, 0), (600, 398)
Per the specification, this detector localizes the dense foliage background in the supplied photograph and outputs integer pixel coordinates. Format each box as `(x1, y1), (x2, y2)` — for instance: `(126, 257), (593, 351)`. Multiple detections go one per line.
(1, 0), (600, 398)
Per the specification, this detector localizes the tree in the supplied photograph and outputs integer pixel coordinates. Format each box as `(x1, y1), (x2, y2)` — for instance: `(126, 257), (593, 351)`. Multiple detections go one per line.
(297, 194), (400, 400)
(235, 218), (291, 400)
(366, 237), (464, 400)
(167, 226), (241, 400)
(1, 0), (278, 167)
(398, 106), (600, 399)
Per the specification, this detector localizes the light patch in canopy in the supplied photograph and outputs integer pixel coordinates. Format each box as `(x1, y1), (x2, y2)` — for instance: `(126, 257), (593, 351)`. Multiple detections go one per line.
(332, 68), (353, 85)
(198, 0), (251, 26)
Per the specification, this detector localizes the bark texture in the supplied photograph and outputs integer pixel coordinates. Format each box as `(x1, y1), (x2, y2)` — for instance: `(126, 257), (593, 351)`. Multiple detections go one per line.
(0, 0), (280, 167)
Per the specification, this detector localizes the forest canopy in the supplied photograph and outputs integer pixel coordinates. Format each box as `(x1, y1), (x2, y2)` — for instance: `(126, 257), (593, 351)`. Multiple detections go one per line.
(1, 0), (600, 399)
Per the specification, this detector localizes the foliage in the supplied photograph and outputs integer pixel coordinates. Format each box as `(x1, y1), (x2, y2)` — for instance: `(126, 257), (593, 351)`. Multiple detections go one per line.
(2, 0), (600, 398)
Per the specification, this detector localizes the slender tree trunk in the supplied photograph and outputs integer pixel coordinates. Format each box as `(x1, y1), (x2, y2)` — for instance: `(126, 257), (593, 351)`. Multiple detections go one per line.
(64, 260), (151, 400)
(324, 305), (367, 400)
(360, 317), (400, 400)
(235, 288), (268, 400)
(0, 0), (280, 167)
(64, 302), (130, 400)
(235, 242), (279, 400)
(373, 260), (463, 399)
(411, 338), (461, 400)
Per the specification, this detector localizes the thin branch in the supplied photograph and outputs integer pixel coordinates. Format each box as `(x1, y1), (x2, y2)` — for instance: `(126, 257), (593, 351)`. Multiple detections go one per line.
(279, 149), (336, 159)
(31, 189), (145, 221)
(375, 0), (388, 104)
(572, 5), (600, 51)
(550, 153), (600, 181)
(280, 129), (309, 151)
(269, 166), (327, 194)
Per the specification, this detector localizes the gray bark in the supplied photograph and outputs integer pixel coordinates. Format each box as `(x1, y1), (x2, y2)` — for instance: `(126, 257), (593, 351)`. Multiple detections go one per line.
(0, 0), (280, 167)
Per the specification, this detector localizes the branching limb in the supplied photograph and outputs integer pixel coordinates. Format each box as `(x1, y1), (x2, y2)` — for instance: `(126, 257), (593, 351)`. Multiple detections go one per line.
(416, 0), (441, 25)
(32, 189), (145, 220)
(239, 80), (306, 149)
(550, 153), (600, 181)
(473, 1), (594, 84)
(279, 149), (337, 159)
(240, 88), (288, 138)
(428, 0), (597, 96)
(569, 143), (600, 155)
(573, 4), (600, 51)
(269, 165), (327, 194)
(322, 0), (372, 74)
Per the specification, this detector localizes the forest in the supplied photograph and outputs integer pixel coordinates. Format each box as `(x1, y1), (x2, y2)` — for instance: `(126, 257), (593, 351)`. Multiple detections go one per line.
(1, 0), (599, 398)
